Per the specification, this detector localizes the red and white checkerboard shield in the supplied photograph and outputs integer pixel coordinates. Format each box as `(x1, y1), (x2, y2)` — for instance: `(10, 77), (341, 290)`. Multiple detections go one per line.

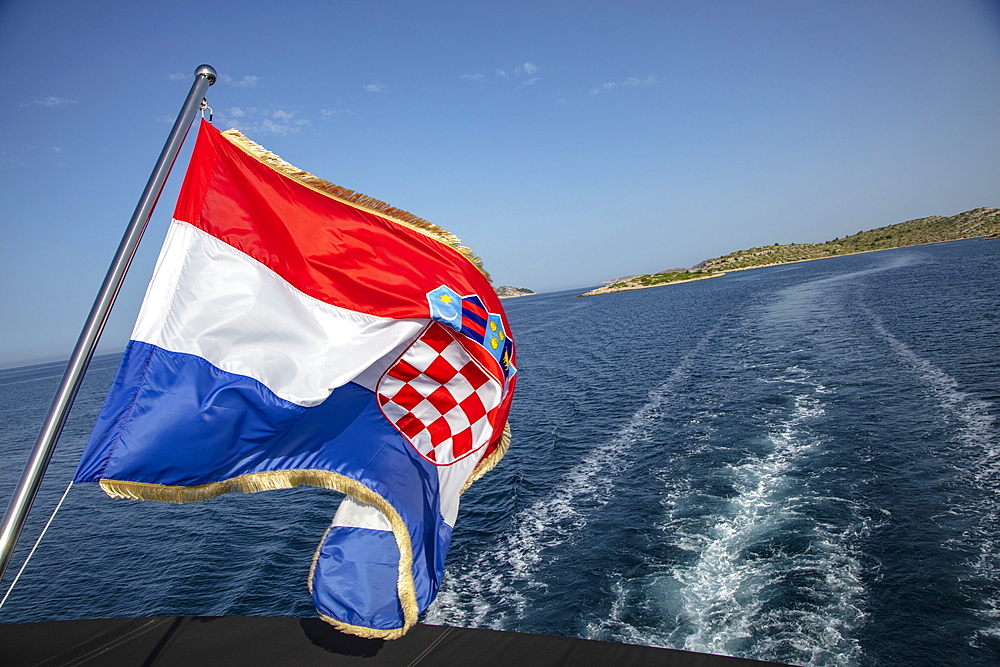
(377, 322), (504, 465)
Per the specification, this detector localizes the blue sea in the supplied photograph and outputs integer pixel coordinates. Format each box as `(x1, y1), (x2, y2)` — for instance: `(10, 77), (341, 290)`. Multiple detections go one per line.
(1, 238), (998, 667)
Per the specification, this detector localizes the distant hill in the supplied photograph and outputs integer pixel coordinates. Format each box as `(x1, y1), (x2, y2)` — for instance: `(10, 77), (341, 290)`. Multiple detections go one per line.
(599, 274), (641, 285)
(580, 207), (999, 297)
(694, 207), (999, 272)
(495, 285), (535, 298)
(580, 270), (721, 296)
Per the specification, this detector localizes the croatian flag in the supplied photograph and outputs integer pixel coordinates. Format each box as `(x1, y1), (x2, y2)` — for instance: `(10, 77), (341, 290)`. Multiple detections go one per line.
(74, 121), (516, 639)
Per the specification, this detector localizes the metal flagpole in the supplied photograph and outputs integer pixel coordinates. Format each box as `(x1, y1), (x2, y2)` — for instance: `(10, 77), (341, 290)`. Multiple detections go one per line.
(0, 64), (217, 581)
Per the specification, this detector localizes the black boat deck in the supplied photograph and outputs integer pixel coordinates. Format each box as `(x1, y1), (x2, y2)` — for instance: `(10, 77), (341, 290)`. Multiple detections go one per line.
(1, 616), (791, 666)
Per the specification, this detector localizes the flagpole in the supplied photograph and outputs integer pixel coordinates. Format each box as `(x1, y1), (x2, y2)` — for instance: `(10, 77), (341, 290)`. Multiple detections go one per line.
(0, 65), (217, 581)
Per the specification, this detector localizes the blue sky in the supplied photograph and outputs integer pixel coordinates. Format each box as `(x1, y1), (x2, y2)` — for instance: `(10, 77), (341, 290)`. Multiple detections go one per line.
(2, 0), (998, 367)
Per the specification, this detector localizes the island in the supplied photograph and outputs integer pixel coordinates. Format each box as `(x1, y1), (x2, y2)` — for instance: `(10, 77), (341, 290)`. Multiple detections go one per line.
(579, 206), (999, 297)
(580, 270), (723, 297)
(495, 285), (536, 299)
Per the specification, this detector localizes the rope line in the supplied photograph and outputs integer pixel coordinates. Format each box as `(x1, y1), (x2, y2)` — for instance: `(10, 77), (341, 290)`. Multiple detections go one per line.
(0, 480), (74, 611)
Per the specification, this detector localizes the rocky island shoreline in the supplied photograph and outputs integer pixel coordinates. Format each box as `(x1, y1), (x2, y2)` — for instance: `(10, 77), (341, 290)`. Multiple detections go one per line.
(495, 285), (536, 299)
(579, 270), (724, 297)
(579, 206), (999, 297)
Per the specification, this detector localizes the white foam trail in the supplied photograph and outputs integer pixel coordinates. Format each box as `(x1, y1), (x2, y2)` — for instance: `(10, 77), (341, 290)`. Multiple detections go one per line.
(871, 319), (997, 467)
(871, 317), (1000, 643)
(673, 391), (865, 665)
(425, 327), (721, 629)
(592, 367), (870, 666)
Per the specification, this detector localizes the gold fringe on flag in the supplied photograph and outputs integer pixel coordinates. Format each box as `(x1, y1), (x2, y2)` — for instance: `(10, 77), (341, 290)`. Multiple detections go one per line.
(98, 418), (511, 642)
(99, 470), (419, 639)
(220, 128), (491, 282)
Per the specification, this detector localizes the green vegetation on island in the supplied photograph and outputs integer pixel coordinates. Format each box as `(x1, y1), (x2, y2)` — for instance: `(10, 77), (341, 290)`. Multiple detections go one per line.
(614, 270), (715, 288)
(695, 207), (999, 273)
(580, 207), (999, 297)
(580, 269), (722, 296)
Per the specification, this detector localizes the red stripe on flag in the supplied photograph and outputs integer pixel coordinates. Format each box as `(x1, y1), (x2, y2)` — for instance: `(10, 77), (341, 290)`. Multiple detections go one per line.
(175, 122), (507, 322)
(463, 300), (487, 320)
(462, 319), (486, 338)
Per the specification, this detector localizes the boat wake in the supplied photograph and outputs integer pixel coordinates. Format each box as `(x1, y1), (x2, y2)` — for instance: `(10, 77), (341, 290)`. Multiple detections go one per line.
(871, 316), (1000, 645)
(593, 371), (870, 667)
(424, 327), (722, 629)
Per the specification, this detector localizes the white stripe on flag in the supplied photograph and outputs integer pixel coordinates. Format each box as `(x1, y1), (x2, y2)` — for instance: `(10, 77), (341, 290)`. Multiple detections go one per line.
(132, 221), (426, 406)
(332, 447), (484, 529)
(332, 496), (393, 531)
(436, 452), (486, 526)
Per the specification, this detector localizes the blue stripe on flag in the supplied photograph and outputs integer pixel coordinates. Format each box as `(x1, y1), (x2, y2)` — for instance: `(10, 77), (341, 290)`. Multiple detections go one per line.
(313, 519), (455, 631)
(313, 526), (404, 629)
(75, 341), (457, 629)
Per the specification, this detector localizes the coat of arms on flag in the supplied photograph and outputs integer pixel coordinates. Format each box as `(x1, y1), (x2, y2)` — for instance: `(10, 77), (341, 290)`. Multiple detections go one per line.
(72, 121), (516, 639)
(378, 321), (504, 466)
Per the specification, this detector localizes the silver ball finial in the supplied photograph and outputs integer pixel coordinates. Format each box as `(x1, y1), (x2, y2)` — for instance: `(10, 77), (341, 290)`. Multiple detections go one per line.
(194, 64), (217, 85)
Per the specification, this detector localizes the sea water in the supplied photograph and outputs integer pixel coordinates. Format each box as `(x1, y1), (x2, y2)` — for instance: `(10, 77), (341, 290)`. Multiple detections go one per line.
(1, 238), (997, 667)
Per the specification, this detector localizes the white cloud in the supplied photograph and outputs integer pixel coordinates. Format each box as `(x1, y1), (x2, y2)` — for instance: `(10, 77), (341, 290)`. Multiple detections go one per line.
(260, 118), (295, 135)
(221, 74), (259, 87)
(364, 83), (388, 92)
(461, 73), (486, 82)
(168, 73), (188, 81)
(321, 109), (356, 118)
(23, 96), (77, 108)
(591, 74), (660, 95)
(231, 118), (299, 136)
(622, 74), (660, 87)
(2, 153), (27, 167)
(218, 107), (307, 135)
(493, 63), (542, 86)
(51, 147), (61, 152)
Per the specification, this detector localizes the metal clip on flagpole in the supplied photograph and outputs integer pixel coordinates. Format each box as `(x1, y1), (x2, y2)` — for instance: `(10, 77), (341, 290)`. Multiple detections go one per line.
(0, 65), (217, 582)
(200, 98), (213, 123)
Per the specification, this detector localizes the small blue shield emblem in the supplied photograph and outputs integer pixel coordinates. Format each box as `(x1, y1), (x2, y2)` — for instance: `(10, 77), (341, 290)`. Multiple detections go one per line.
(485, 313), (507, 366)
(427, 285), (463, 331)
